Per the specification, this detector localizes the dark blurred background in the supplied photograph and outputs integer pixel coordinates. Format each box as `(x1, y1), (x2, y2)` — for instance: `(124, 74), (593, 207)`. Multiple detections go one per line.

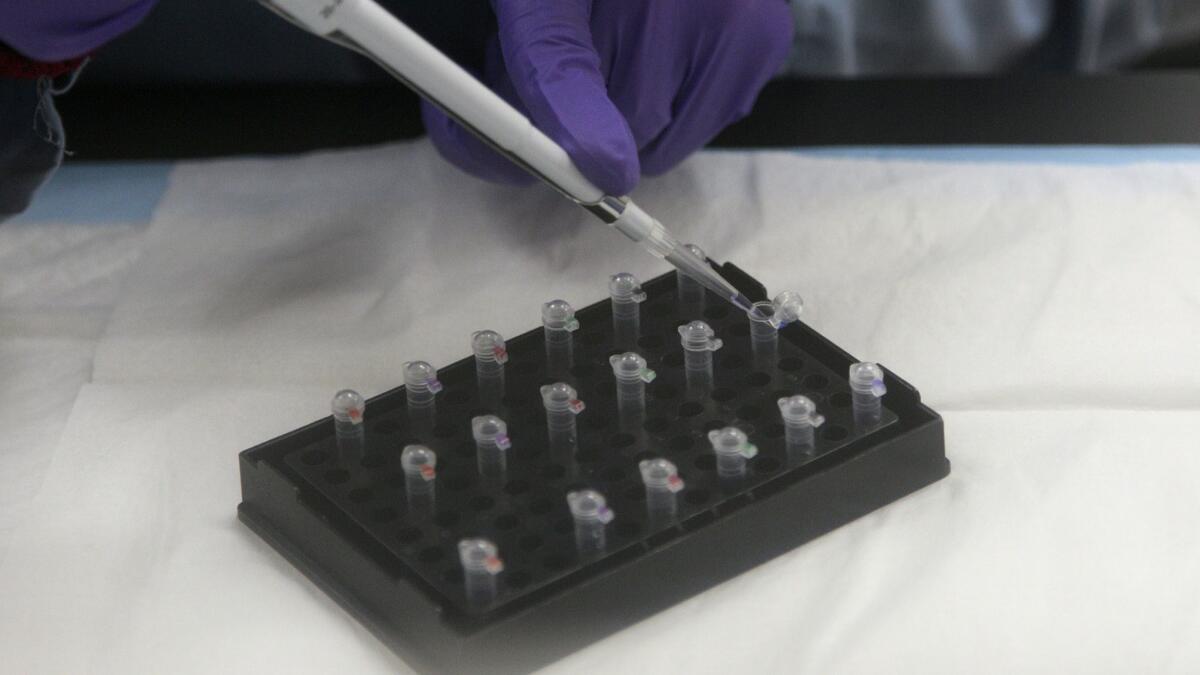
(57, 0), (1200, 159)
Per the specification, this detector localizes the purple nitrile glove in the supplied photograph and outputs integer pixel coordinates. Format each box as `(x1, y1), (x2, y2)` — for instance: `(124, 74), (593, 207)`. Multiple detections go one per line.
(0, 0), (156, 62)
(422, 0), (794, 196)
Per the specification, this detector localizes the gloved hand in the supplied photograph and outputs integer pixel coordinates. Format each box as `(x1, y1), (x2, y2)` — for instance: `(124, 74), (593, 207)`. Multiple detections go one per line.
(422, 0), (794, 196)
(1, 0), (157, 62)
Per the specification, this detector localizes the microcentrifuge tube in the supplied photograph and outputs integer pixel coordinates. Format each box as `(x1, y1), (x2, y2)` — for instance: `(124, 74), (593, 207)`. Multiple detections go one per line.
(541, 382), (585, 451)
(458, 538), (503, 607)
(542, 299), (579, 378)
(777, 395), (824, 460)
(400, 444), (437, 515)
(609, 272), (646, 349)
(677, 320), (722, 396)
(639, 458), (684, 523)
(609, 352), (656, 431)
(849, 361), (887, 428)
(676, 243), (707, 310)
(708, 426), (758, 483)
(567, 489), (614, 557)
(404, 360), (442, 429)
(472, 414), (511, 479)
(472, 330), (508, 409)
(747, 291), (804, 369)
(331, 389), (366, 459)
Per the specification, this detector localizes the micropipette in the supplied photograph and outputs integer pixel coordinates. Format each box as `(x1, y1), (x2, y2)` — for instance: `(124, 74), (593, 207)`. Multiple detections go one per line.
(258, 0), (755, 314)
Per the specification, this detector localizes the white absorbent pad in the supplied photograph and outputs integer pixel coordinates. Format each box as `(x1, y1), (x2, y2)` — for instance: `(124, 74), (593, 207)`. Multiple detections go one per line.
(4, 141), (1200, 673)
(92, 141), (1200, 409)
(0, 217), (149, 563)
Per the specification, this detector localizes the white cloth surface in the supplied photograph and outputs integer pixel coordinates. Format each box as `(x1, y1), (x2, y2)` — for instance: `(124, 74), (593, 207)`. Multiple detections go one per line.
(93, 142), (1200, 410)
(3, 140), (1200, 673)
(0, 219), (147, 563)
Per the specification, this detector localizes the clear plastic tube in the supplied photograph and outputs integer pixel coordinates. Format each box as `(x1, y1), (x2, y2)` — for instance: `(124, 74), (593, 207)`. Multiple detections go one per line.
(609, 272), (646, 349)
(403, 360), (442, 429)
(676, 243), (708, 311)
(639, 458), (684, 524)
(472, 414), (511, 479)
(567, 489), (613, 557)
(848, 361), (888, 428)
(471, 330), (508, 409)
(746, 291), (804, 370)
(708, 426), (758, 483)
(677, 320), (722, 396)
(777, 395), (824, 461)
(540, 382), (585, 451)
(400, 444), (437, 515)
(609, 352), (656, 432)
(331, 389), (366, 459)
(542, 299), (579, 378)
(458, 538), (503, 607)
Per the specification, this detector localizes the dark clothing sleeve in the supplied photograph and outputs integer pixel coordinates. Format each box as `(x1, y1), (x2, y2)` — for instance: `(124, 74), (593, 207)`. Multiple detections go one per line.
(0, 76), (65, 221)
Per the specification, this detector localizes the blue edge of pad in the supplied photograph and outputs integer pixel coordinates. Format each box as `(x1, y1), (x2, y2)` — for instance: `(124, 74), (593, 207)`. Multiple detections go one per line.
(9, 163), (171, 225)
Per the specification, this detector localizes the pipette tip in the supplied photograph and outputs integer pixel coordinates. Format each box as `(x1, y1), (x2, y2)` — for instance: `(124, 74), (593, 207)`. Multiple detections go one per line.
(730, 292), (754, 314)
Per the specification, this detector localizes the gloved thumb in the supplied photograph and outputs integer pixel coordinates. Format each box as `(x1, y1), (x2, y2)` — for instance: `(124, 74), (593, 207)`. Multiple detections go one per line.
(492, 0), (640, 196)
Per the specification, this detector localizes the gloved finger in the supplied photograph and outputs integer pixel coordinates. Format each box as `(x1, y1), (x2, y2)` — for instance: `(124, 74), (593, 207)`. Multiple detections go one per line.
(587, 1), (679, 152)
(636, 0), (794, 176)
(1, 0), (156, 61)
(421, 98), (535, 186)
(493, 0), (640, 196)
